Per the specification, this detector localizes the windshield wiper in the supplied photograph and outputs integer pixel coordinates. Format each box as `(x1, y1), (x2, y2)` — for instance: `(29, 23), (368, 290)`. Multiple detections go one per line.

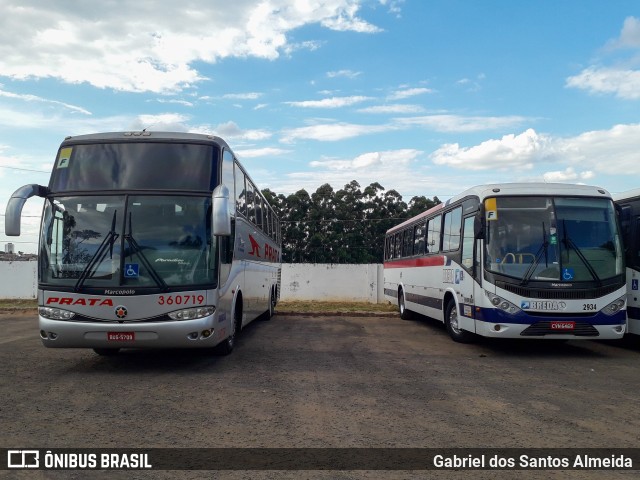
(124, 212), (169, 292)
(561, 220), (602, 286)
(74, 210), (119, 292)
(520, 222), (549, 286)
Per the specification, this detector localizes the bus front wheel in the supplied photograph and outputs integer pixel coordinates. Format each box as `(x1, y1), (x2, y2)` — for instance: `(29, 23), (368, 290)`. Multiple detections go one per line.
(398, 289), (413, 320)
(216, 299), (242, 355)
(444, 299), (475, 343)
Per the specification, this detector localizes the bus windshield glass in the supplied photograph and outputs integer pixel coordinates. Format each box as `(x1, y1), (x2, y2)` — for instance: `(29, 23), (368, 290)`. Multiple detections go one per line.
(39, 195), (215, 289)
(49, 142), (217, 192)
(484, 196), (623, 282)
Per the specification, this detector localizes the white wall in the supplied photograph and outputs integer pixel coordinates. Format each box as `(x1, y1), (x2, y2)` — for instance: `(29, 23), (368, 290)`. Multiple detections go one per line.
(280, 264), (385, 303)
(0, 261), (37, 299)
(0, 262), (386, 303)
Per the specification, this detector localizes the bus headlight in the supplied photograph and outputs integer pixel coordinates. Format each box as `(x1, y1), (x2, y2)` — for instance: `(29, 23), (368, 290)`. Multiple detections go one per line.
(39, 307), (76, 320)
(486, 292), (522, 315)
(601, 296), (626, 316)
(168, 306), (215, 320)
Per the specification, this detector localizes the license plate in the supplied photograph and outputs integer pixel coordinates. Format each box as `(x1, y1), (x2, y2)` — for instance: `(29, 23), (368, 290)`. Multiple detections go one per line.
(550, 321), (575, 331)
(107, 332), (135, 342)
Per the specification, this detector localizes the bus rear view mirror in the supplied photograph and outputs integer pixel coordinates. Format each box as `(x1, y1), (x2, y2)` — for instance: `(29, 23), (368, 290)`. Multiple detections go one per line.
(5, 184), (49, 236)
(212, 184), (231, 236)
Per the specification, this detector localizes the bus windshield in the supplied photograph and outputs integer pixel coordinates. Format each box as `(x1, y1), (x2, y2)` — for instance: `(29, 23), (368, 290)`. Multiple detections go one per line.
(39, 195), (215, 289)
(484, 196), (623, 283)
(49, 142), (217, 192)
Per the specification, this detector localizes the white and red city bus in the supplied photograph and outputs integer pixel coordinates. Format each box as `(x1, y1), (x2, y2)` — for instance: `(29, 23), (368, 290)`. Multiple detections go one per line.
(5, 131), (281, 355)
(384, 183), (626, 343)
(613, 188), (640, 335)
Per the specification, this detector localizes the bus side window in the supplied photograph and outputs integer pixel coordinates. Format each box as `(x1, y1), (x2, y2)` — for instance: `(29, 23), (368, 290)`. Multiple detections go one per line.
(427, 215), (441, 253)
(234, 164), (246, 217)
(222, 150), (235, 217)
(254, 185), (263, 229)
(443, 207), (462, 251)
(246, 183), (256, 224)
(414, 222), (425, 255)
(402, 228), (414, 257)
(461, 216), (475, 270)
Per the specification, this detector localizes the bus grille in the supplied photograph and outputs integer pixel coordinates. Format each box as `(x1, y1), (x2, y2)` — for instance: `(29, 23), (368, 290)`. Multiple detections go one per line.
(520, 322), (599, 337)
(497, 282), (620, 300)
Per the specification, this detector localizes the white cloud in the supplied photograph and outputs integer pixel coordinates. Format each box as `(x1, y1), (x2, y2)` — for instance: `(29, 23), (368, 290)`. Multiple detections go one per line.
(270, 148), (467, 200)
(203, 121), (273, 141)
(429, 124), (640, 177)
(0, 1), (385, 93)
(388, 87), (432, 100)
(0, 87), (91, 115)
(281, 122), (396, 142)
(327, 69), (362, 79)
(606, 16), (640, 49)
(398, 114), (527, 132)
(542, 167), (594, 183)
(223, 92), (263, 100)
(430, 128), (548, 171)
(132, 113), (191, 131)
(565, 67), (640, 100)
(357, 104), (425, 114)
(235, 147), (291, 158)
(567, 17), (640, 100)
(310, 149), (419, 170)
(286, 96), (372, 108)
(320, 4), (382, 33)
(153, 98), (194, 107)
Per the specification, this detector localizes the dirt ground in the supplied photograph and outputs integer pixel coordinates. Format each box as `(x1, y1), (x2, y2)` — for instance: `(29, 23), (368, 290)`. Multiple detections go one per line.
(1, 310), (639, 479)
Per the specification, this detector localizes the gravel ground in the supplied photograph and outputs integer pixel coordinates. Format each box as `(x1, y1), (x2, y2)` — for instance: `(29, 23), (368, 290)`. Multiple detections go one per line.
(1, 310), (639, 479)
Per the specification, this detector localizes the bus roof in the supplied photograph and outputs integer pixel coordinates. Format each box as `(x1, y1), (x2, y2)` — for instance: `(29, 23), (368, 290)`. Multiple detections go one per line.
(60, 131), (231, 149)
(386, 182), (612, 235)
(446, 182), (611, 206)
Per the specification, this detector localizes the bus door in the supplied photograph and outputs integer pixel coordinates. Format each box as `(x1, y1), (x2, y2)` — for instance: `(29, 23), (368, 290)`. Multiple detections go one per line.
(457, 215), (480, 333)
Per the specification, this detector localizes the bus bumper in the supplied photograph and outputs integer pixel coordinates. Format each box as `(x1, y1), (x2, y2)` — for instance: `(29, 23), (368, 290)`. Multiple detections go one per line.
(38, 315), (221, 349)
(475, 320), (626, 340)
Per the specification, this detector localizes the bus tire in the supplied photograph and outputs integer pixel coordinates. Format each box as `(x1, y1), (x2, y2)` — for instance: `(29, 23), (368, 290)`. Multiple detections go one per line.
(216, 298), (242, 355)
(93, 348), (120, 356)
(398, 288), (413, 320)
(264, 286), (276, 321)
(444, 298), (475, 343)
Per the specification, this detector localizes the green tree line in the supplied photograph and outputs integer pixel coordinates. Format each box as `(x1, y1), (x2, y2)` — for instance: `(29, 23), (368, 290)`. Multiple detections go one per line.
(263, 180), (440, 264)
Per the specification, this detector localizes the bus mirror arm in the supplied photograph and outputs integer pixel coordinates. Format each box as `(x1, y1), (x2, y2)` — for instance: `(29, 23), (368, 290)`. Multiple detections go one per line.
(212, 184), (231, 236)
(5, 184), (50, 236)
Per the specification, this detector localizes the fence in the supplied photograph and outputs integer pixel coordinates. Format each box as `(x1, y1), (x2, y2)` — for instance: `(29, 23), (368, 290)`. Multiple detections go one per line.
(0, 262), (387, 303)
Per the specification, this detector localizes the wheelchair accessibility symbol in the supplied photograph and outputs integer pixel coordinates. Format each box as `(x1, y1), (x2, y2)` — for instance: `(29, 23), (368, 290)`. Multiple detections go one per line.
(562, 268), (574, 281)
(124, 263), (139, 278)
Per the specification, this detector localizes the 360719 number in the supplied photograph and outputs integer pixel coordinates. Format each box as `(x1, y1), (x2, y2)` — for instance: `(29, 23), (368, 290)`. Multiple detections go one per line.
(158, 295), (205, 306)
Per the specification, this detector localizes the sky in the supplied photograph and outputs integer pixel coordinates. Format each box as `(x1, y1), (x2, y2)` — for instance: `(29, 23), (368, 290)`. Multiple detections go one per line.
(1, 0), (640, 254)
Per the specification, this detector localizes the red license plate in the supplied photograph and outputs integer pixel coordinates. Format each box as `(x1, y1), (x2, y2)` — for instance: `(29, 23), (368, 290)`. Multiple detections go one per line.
(550, 321), (575, 331)
(107, 332), (135, 342)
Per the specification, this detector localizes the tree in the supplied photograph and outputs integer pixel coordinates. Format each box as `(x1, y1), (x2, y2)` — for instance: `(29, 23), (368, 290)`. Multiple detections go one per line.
(263, 181), (440, 263)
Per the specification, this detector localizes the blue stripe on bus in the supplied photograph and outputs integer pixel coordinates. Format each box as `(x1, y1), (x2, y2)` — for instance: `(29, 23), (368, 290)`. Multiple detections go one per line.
(475, 307), (626, 326)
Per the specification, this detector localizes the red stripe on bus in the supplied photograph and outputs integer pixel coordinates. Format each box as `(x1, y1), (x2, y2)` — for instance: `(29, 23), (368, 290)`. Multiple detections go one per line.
(384, 256), (446, 268)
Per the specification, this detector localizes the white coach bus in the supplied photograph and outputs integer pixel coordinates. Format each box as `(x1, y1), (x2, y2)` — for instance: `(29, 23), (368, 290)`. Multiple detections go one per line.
(613, 188), (640, 335)
(5, 131), (281, 355)
(384, 183), (627, 343)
